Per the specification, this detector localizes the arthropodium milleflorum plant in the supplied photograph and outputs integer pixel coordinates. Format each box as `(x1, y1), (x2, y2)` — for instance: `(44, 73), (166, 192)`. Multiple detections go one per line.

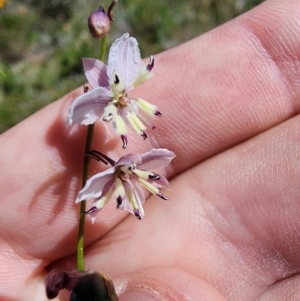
(79, 148), (175, 221)
(45, 1), (175, 300)
(67, 32), (160, 149)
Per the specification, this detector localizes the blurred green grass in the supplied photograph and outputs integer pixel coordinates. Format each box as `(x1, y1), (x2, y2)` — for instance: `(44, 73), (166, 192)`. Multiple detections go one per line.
(0, 0), (264, 133)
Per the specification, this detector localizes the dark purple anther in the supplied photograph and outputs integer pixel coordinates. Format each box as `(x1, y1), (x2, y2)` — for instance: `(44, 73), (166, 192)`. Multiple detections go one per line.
(141, 131), (147, 140)
(84, 206), (98, 215)
(157, 192), (169, 201)
(154, 110), (162, 117)
(116, 196), (122, 208)
(147, 55), (154, 71)
(121, 135), (128, 149)
(149, 174), (161, 180)
(133, 209), (142, 220)
(88, 150), (116, 166)
(114, 74), (120, 84)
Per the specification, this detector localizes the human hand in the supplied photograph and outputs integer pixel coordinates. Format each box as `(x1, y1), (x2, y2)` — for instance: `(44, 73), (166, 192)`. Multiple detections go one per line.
(1, 0), (300, 300)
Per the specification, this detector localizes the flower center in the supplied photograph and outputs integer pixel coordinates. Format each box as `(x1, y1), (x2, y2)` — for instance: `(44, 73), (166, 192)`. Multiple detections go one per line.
(118, 95), (130, 107)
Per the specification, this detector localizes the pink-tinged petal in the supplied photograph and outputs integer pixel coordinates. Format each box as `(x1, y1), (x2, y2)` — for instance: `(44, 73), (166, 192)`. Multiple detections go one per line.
(97, 178), (115, 199)
(107, 33), (145, 92)
(67, 87), (113, 126)
(138, 148), (176, 170)
(115, 153), (142, 166)
(75, 168), (115, 203)
(82, 58), (109, 88)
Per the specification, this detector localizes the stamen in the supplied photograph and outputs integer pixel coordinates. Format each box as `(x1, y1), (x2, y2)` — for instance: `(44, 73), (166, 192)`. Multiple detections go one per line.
(147, 55), (154, 71)
(136, 98), (157, 116)
(84, 206), (98, 214)
(116, 195), (122, 208)
(141, 131), (147, 140)
(114, 74), (120, 84)
(121, 135), (128, 149)
(135, 109), (156, 130)
(137, 177), (159, 195)
(128, 163), (137, 171)
(83, 85), (89, 93)
(133, 169), (152, 180)
(86, 151), (108, 165)
(103, 112), (113, 122)
(126, 112), (147, 135)
(133, 208), (142, 220)
(154, 110), (162, 117)
(157, 192), (169, 200)
(102, 104), (117, 122)
(114, 115), (128, 139)
(149, 174), (161, 180)
(88, 150), (116, 166)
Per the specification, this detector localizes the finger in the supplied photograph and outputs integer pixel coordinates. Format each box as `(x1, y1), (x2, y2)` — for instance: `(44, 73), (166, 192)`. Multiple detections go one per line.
(116, 267), (227, 301)
(81, 114), (300, 301)
(1, 0), (300, 261)
(256, 273), (300, 300)
(125, 0), (300, 172)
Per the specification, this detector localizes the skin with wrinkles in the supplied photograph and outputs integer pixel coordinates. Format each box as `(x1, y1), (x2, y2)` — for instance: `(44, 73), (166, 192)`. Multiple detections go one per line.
(1, 0), (300, 300)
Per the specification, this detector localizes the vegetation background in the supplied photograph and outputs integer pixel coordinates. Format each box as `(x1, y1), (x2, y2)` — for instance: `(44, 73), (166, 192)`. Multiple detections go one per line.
(0, 0), (264, 132)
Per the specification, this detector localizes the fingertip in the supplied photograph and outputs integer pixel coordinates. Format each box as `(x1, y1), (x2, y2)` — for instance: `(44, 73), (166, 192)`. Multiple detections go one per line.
(115, 267), (226, 301)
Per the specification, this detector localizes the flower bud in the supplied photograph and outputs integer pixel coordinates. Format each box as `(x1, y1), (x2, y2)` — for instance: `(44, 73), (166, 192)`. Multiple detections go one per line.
(88, 6), (111, 38)
(70, 272), (119, 301)
(45, 269), (118, 301)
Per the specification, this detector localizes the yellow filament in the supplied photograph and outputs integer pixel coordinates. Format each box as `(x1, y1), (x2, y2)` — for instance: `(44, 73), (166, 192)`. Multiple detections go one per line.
(138, 178), (159, 195)
(126, 112), (146, 134)
(136, 98), (156, 116)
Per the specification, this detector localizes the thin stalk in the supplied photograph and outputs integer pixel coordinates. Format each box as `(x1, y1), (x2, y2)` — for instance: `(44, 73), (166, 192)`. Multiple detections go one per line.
(99, 35), (107, 61)
(77, 35), (108, 271)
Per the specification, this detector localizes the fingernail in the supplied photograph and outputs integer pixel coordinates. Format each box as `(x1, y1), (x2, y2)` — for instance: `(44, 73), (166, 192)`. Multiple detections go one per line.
(119, 289), (163, 301)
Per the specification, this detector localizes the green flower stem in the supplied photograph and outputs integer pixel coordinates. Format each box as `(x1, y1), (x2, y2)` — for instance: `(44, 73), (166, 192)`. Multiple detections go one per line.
(77, 35), (108, 271)
(99, 35), (107, 61)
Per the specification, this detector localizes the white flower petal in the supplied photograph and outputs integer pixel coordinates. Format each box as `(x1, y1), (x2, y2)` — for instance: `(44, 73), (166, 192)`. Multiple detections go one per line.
(107, 33), (145, 92)
(139, 148), (176, 170)
(75, 168), (115, 203)
(115, 153), (141, 166)
(82, 58), (109, 88)
(67, 87), (113, 126)
(148, 174), (170, 188)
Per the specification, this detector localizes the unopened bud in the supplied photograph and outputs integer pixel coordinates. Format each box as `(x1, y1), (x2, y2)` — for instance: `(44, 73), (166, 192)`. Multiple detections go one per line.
(70, 272), (119, 301)
(88, 6), (111, 38)
(45, 269), (118, 301)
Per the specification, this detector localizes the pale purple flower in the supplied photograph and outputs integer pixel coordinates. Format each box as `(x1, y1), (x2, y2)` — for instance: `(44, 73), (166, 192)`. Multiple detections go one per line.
(67, 33), (160, 148)
(76, 148), (175, 221)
